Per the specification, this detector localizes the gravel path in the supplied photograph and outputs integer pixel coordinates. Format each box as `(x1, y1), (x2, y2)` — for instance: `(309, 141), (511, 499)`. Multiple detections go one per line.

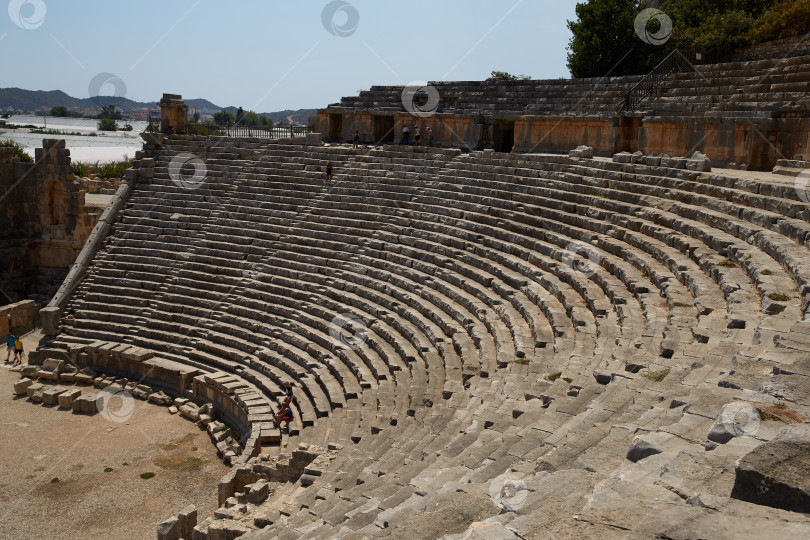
(0, 331), (228, 540)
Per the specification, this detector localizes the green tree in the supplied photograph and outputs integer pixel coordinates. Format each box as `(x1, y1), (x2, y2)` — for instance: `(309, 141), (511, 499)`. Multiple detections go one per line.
(236, 106), (244, 124)
(213, 111), (235, 125)
(664, 0), (772, 55)
(50, 105), (69, 117)
(98, 105), (122, 120)
(567, 0), (668, 78)
(242, 111), (260, 126)
(97, 117), (117, 131)
(489, 71), (532, 81)
(192, 111), (200, 123)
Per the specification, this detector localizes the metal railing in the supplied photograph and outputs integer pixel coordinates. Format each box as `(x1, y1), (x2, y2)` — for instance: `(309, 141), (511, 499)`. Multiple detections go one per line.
(618, 49), (693, 114)
(146, 116), (312, 139)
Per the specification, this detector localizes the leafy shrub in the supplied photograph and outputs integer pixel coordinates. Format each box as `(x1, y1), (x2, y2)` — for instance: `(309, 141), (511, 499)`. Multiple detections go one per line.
(73, 155), (133, 179)
(97, 117), (117, 131)
(0, 139), (33, 163)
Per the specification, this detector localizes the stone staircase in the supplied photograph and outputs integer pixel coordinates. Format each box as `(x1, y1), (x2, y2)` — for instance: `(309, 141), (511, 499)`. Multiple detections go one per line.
(47, 136), (810, 538)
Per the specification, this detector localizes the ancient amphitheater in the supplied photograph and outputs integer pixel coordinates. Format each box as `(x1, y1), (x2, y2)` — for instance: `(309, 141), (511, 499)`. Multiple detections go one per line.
(5, 51), (810, 539)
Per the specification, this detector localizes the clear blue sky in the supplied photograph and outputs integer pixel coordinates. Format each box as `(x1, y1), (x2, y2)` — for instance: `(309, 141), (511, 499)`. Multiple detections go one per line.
(3, 0), (579, 111)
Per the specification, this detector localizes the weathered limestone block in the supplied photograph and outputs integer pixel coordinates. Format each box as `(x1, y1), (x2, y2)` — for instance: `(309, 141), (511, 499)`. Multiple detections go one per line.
(58, 388), (82, 408)
(180, 402), (201, 421)
(569, 145), (593, 158)
(156, 516), (179, 540)
(178, 504), (197, 539)
(42, 387), (67, 406)
(644, 152), (662, 166)
(205, 519), (249, 539)
(148, 391), (173, 406)
(14, 378), (34, 395)
(37, 358), (65, 381)
(613, 152), (633, 164)
(40, 307), (61, 337)
(26, 383), (45, 402)
(72, 394), (99, 413)
(686, 151), (712, 172)
(246, 480), (269, 504)
(731, 424), (810, 513)
(306, 132), (324, 146)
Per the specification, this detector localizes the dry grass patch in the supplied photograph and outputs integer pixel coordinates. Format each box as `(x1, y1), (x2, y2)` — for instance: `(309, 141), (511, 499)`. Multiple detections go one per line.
(641, 368), (670, 382)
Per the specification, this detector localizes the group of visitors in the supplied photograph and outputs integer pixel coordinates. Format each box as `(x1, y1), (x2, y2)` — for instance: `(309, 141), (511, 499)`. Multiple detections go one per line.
(6, 332), (24, 366)
(400, 125), (433, 146)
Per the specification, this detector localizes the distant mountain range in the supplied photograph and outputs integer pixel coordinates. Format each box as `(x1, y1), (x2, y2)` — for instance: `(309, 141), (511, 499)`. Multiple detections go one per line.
(0, 87), (317, 124)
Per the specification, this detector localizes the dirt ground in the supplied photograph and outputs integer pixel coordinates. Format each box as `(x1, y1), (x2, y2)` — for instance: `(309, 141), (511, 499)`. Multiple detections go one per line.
(0, 330), (228, 540)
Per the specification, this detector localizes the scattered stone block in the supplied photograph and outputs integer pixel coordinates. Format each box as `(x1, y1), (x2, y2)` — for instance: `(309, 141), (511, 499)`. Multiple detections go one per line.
(58, 389), (82, 408)
(613, 152), (633, 164)
(148, 391), (172, 406)
(73, 394), (99, 414)
(132, 384), (151, 400)
(42, 387), (67, 406)
(179, 403), (201, 421)
(246, 480), (270, 504)
(168, 406), (179, 414)
(59, 364), (78, 383)
(74, 368), (96, 385)
(26, 383), (45, 402)
(37, 359), (65, 381)
(686, 151), (712, 172)
(173, 397), (190, 407)
(644, 152), (661, 166)
(569, 145), (593, 158)
(14, 378), (34, 395)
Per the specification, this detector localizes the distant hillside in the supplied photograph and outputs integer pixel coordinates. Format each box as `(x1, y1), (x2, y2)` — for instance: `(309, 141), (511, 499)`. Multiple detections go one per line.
(0, 87), (156, 112)
(0, 88), (315, 123)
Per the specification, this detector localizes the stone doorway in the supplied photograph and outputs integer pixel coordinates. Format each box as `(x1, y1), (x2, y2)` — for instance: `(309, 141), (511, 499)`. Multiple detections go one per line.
(374, 116), (395, 144)
(494, 121), (515, 153)
(328, 114), (343, 141)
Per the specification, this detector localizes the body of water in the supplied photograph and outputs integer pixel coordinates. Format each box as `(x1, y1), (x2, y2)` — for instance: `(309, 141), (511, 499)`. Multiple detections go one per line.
(1, 115), (146, 163)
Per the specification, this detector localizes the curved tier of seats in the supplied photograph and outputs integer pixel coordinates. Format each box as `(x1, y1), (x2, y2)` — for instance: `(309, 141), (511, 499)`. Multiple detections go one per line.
(50, 136), (810, 538)
(325, 53), (810, 120)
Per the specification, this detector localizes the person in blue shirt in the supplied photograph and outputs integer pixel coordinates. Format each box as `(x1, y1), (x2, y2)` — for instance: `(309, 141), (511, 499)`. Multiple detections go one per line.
(6, 333), (16, 363)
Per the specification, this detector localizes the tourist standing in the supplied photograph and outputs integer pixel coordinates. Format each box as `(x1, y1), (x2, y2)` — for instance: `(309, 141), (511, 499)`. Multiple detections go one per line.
(400, 125), (409, 145)
(428, 127), (434, 147)
(414, 127), (421, 146)
(352, 131), (360, 149)
(6, 332), (15, 363)
(326, 161), (334, 181)
(204, 136), (211, 155)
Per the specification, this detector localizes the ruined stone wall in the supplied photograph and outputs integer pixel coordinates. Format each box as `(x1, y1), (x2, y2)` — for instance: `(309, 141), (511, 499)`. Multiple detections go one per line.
(0, 140), (100, 306)
(0, 300), (39, 336)
(514, 116), (619, 155)
(314, 109), (809, 170)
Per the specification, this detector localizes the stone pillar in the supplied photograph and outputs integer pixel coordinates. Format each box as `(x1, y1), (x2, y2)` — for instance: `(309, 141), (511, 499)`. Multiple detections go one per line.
(159, 93), (189, 134)
(40, 306), (61, 336)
